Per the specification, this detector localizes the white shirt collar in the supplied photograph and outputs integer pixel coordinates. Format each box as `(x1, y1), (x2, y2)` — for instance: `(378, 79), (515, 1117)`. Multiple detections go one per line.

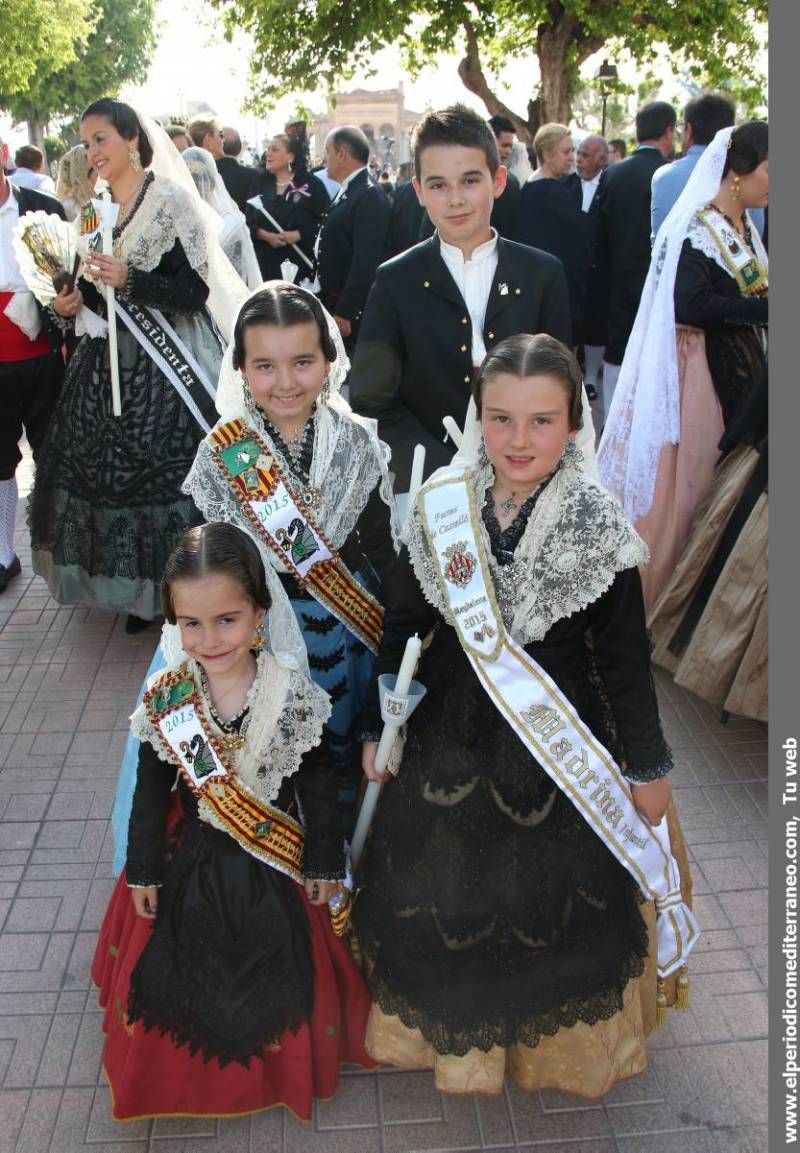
(438, 228), (498, 267)
(339, 166), (367, 193)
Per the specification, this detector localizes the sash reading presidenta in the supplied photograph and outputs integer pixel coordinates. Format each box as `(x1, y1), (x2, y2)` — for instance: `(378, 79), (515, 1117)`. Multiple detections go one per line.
(143, 666), (305, 884)
(209, 418), (384, 653)
(419, 469), (699, 979)
(80, 210), (218, 432)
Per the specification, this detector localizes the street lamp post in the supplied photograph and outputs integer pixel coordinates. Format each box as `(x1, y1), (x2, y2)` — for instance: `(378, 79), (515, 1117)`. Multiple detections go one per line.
(596, 59), (618, 137)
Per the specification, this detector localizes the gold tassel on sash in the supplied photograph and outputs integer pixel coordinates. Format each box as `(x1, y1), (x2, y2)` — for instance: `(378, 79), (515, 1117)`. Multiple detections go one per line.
(675, 963), (690, 1010)
(655, 977), (668, 1029)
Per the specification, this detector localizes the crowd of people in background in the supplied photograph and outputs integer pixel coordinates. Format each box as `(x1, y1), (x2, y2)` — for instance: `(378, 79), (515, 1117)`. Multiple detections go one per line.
(0, 93), (769, 702)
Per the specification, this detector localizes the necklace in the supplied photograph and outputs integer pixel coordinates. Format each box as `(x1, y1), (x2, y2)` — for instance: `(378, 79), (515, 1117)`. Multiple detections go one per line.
(114, 177), (146, 226)
(284, 417), (314, 464)
(495, 485), (536, 518)
(708, 202), (752, 246)
(200, 660), (254, 721)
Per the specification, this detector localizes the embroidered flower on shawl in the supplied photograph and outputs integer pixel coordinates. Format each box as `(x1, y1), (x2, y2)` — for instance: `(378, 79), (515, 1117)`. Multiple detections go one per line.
(115, 177), (209, 279)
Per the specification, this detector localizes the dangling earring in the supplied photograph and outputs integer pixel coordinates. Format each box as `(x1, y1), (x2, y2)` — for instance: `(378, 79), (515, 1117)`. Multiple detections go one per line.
(320, 372), (332, 405)
(129, 147), (142, 172)
(730, 173), (741, 201)
(241, 374), (259, 418)
(252, 622), (267, 651)
(561, 437), (581, 470)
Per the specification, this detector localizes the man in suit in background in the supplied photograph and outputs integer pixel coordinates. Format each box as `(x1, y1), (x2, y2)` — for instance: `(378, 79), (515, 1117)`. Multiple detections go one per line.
(316, 126), (391, 350)
(591, 101), (675, 421)
(566, 134), (609, 399)
(217, 127), (259, 215)
(349, 105), (591, 490)
(383, 163), (426, 259)
(487, 115), (522, 239)
(0, 135), (65, 590)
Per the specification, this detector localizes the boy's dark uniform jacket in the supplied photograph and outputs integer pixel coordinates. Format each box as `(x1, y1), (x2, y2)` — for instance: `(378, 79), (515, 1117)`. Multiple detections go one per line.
(349, 234), (572, 488)
(316, 168), (391, 332)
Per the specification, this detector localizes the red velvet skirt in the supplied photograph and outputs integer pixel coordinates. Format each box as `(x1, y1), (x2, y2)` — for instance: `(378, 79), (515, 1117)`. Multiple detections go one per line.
(92, 817), (374, 1120)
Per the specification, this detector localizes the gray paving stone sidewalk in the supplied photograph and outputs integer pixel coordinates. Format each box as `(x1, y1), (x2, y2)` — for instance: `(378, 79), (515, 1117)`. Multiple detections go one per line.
(0, 473), (768, 1152)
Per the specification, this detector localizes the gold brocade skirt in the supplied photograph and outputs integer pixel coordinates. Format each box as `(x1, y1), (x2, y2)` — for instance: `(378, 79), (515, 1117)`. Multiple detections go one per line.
(362, 801), (693, 1097)
(649, 444), (768, 723)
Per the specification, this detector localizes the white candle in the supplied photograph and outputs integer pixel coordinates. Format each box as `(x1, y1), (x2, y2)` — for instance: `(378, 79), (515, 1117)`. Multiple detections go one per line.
(100, 192), (122, 417)
(407, 444), (426, 511)
(350, 633), (423, 868)
(442, 415), (463, 449)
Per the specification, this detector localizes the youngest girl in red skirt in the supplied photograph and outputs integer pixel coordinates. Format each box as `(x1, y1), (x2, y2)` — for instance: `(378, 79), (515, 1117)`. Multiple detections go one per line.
(92, 522), (374, 1121)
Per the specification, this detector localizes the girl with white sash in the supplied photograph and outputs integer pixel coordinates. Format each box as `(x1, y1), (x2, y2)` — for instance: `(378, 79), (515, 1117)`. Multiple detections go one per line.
(92, 523), (374, 1120)
(354, 334), (694, 1098)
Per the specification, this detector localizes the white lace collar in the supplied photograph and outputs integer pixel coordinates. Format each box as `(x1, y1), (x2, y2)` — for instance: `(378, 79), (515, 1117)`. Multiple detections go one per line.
(406, 443), (648, 644)
(185, 401), (401, 556)
(130, 649), (331, 804)
(115, 175), (210, 279)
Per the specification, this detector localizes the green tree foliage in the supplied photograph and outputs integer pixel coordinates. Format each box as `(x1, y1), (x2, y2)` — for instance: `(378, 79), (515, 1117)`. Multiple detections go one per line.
(0, 0), (157, 128)
(0, 0), (96, 97)
(211, 0), (768, 139)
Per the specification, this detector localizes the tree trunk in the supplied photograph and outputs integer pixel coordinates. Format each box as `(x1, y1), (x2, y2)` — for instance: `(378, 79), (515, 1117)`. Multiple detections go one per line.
(534, 22), (576, 128)
(26, 120), (46, 150)
(458, 20), (534, 142)
(458, 8), (606, 140)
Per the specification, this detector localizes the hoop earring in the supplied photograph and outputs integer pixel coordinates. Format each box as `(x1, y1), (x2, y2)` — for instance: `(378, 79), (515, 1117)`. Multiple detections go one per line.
(730, 173), (741, 201)
(129, 147), (142, 172)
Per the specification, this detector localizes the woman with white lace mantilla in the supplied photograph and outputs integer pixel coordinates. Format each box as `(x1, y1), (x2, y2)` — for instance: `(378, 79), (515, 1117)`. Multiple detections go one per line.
(598, 121), (768, 614)
(29, 99), (248, 632)
(354, 334), (694, 1097)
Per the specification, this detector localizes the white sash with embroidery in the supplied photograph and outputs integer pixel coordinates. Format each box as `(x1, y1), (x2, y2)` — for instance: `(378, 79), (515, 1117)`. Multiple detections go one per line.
(420, 469), (699, 978)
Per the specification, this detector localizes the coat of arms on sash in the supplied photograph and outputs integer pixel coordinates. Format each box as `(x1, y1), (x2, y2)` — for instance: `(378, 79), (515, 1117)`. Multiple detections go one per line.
(179, 734), (215, 780)
(443, 541), (477, 588)
(276, 518), (319, 565)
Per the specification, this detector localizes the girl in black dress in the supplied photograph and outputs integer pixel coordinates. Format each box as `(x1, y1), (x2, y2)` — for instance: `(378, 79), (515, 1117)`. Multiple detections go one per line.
(355, 335), (693, 1097)
(93, 523), (373, 1120)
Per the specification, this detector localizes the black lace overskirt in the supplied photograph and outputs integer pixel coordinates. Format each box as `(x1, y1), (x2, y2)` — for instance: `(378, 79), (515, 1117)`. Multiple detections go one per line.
(28, 329), (202, 582)
(127, 784), (314, 1067)
(353, 626), (649, 1057)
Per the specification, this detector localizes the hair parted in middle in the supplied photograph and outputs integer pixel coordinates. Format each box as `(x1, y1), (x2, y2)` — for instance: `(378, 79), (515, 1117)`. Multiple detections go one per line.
(412, 104), (500, 179)
(232, 282), (338, 370)
(161, 523), (271, 623)
(471, 333), (584, 431)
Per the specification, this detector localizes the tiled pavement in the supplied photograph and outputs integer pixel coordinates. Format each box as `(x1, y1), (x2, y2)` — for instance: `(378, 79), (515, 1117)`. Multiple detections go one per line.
(0, 457), (768, 1152)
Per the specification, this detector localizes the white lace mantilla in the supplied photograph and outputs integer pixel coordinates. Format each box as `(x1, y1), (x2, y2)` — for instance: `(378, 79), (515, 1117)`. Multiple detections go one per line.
(184, 402), (402, 556)
(116, 177), (210, 279)
(406, 449), (649, 645)
(130, 648), (331, 804)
